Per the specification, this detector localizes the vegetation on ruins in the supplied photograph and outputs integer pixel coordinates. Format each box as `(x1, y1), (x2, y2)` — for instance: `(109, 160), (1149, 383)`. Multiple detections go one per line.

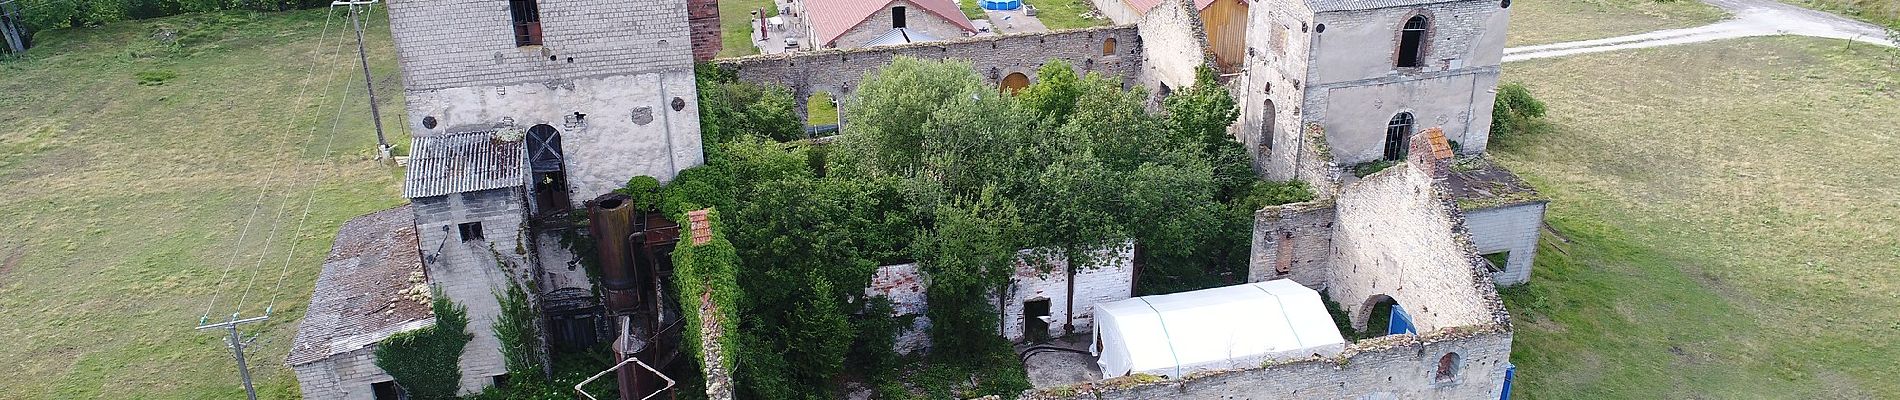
(373, 289), (472, 400)
(1489, 82), (1550, 143)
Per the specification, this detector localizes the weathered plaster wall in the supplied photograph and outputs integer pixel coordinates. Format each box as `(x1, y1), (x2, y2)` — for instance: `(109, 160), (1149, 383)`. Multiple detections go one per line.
(401, 71), (705, 206)
(1028, 330), (1514, 399)
(293, 346), (402, 400)
(1248, 200), (1335, 288)
(411, 188), (531, 394)
(1306, 1), (1506, 85)
(998, 245), (1137, 342)
(829, 0), (973, 48)
(1133, 0), (1211, 95)
(1326, 163), (1501, 333)
(385, 0), (695, 91)
(1237, 0), (1312, 181)
(1305, 71), (1499, 165)
(1463, 201), (1545, 286)
(721, 25), (1144, 124)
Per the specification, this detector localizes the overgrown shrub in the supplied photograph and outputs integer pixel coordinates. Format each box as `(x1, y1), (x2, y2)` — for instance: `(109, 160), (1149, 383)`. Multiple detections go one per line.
(492, 276), (544, 379)
(374, 290), (472, 400)
(616, 175), (663, 211)
(1491, 82), (1550, 141)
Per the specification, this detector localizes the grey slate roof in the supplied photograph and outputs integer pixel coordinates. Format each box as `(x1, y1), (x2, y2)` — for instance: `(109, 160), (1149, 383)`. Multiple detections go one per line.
(402, 130), (527, 199)
(1307, 0), (1461, 12)
(286, 205), (433, 366)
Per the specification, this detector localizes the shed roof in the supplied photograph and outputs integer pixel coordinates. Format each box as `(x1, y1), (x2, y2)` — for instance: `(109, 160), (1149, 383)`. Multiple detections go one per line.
(287, 205), (433, 366)
(808, 0), (975, 47)
(1092, 279), (1346, 378)
(1447, 156), (1544, 210)
(402, 130), (526, 198)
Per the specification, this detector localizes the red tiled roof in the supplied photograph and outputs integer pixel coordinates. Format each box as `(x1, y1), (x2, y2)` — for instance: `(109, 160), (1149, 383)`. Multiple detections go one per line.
(1422, 127), (1454, 161)
(808, 0), (975, 46)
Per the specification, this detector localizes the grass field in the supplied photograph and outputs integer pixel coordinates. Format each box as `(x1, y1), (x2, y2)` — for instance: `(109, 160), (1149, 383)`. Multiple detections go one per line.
(719, 0), (775, 57)
(0, 9), (405, 399)
(1506, 0), (1728, 46)
(1785, 0), (1900, 25)
(1027, 0), (1109, 30)
(1497, 36), (1900, 398)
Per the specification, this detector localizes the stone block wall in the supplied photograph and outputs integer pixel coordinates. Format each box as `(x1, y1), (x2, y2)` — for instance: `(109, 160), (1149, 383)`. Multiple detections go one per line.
(401, 70), (705, 206)
(1248, 200), (1335, 288)
(997, 244), (1136, 342)
(1132, 0), (1211, 96)
(1306, 0), (1507, 85)
(1027, 329), (1514, 399)
(1238, 0), (1312, 181)
(411, 188), (533, 395)
(292, 346), (401, 400)
(1326, 162), (1505, 333)
(688, 0), (722, 60)
(385, 0), (696, 91)
(1303, 70), (1500, 165)
(1463, 201), (1545, 286)
(866, 263), (932, 354)
(829, 0), (973, 49)
(720, 25), (1144, 124)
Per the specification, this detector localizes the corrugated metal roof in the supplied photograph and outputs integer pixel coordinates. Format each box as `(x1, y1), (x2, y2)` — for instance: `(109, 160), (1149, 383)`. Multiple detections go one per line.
(287, 205), (433, 366)
(1306, 0), (1460, 12)
(809, 0), (975, 47)
(402, 130), (527, 198)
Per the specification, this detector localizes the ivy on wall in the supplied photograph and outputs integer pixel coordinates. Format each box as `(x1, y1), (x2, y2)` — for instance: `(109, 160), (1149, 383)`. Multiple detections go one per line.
(374, 289), (472, 400)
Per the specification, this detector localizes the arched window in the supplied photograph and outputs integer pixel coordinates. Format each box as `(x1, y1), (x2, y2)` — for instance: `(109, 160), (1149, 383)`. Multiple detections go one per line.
(1103, 37), (1118, 56)
(1384, 112), (1413, 161)
(1261, 99), (1276, 150)
(1435, 352), (1461, 382)
(1397, 15), (1427, 68)
(1001, 72), (1031, 95)
(527, 124), (569, 212)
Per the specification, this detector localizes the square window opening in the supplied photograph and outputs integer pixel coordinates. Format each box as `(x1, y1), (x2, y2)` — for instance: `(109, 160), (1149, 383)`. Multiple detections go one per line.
(458, 221), (485, 242)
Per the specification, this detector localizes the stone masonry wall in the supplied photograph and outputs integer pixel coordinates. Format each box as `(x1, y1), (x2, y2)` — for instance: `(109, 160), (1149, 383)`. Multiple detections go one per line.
(411, 188), (532, 395)
(1132, 0), (1211, 96)
(1027, 329), (1514, 399)
(1248, 200), (1335, 288)
(720, 25), (1144, 124)
(293, 346), (401, 400)
(1463, 201), (1546, 286)
(865, 263), (932, 354)
(1239, 0), (1312, 181)
(688, 0), (722, 61)
(998, 244), (1137, 342)
(1326, 162), (1505, 333)
(385, 0), (696, 91)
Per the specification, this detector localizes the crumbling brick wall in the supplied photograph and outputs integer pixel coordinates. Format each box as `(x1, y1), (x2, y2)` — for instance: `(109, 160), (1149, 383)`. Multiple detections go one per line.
(1248, 200), (1335, 288)
(688, 0), (722, 61)
(998, 244), (1136, 342)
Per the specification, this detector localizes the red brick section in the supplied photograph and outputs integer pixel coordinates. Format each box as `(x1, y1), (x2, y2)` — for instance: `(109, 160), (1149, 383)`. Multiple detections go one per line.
(1409, 127), (1454, 178)
(688, 0), (723, 61)
(687, 209), (712, 245)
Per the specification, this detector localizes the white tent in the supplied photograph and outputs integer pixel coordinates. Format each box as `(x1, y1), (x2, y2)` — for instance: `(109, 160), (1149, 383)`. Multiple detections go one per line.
(1091, 279), (1347, 378)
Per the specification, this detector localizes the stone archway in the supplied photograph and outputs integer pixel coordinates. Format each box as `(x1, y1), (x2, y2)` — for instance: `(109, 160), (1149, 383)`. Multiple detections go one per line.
(1353, 294), (1400, 334)
(1001, 72), (1031, 94)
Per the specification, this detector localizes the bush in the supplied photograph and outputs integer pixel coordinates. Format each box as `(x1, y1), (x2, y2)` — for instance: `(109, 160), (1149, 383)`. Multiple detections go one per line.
(616, 175), (663, 211)
(493, 277), (544, 379)
(374, 290), (473, 400)
(1491, 82), (1551, 141)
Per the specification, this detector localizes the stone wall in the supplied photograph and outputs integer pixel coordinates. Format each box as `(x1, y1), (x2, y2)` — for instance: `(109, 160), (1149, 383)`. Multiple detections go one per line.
(865, 263), (932, 354)
(411, 188), (532, 395)
(688, 0), (722, 60)
(998, 244), (1137, 342)
(1027, 329), (1514, 399)
(401, 70), (705, 206)
(1248, 200), (1335, 288)
(385, 0), (696, 91)
(719, 25), (1144, 124)
(1304, 70), (1500, 165)
(1326, 161), (1506, 333)
(829, 0), (973, 48)
(1091, 0), (1146, 24)
(1237, 0), (1313, 181)
(1132, 0), (1211, 96)
(292, 346), (403, 400)
(1463, 201), (1546, 286)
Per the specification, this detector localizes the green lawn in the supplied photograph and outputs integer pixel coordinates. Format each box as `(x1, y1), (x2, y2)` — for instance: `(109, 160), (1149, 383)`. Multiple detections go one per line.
(719, 0), (774, 58)
(0, 9), (406, 399)
(1029, 0), (1109, 30)
(1498, 36), (1900, 398)
(1784, 0), (1900, 25)
(1507, 0), (1728, 46)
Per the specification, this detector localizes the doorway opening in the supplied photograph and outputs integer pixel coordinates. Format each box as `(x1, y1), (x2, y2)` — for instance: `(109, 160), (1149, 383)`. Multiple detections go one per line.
(1024, 298), (1052, 342)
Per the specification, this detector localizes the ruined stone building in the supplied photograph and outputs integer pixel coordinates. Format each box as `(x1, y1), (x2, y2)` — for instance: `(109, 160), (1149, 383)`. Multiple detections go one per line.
(289, 0), (1543, 396)
(797, 0), (979, 49)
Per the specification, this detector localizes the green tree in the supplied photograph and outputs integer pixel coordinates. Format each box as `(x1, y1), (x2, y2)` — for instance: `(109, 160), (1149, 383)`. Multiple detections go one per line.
(1491, 82), (1549, 140)
(1164, 66), (1242, 155)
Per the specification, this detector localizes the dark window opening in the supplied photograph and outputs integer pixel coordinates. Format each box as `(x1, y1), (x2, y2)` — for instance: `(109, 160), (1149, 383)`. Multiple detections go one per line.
(1384, 112), (1413, 161)
(892, 6), (906, 29)
(1482, 251), (1510, 273)
(549, 313), (600, 350)
(1023, 298), (1051, 342)
(1397, 15), (1427, 68)
(510, 0), (543, 46)
(527, 124), (570, 214)
(1262, 99), (1277, 150)
(458, 222), (484, 242)
(371, 380), (408, 400)
(1436, 353), (1461, 382)
(492, 374), (512, 388)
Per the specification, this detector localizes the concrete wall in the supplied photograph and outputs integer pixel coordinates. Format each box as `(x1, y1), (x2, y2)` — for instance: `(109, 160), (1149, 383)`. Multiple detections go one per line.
(1463, 201), (1545, 286)
(722, 25), (1143, 124)
(385, 0), (695, 91)
(293, 346), (401, 400)
(1248, 200), (1335, 288)
(1237, 0), (1312, 181)
(830, 0), (972, 48)
(401, 71), (705, 206)
(1299, 0), (1509, 166)
(411, 188), (532, 395)
(1326, 163), (1502, 333)
(1027, 329), (1514, 399)
(998, 245), (1137, 342)
(1133, 0), (1211, 96)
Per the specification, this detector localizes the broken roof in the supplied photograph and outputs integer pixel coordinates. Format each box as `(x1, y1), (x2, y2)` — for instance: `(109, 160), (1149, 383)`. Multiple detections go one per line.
(1305, 0), (1466, 12)
(287, 205), (433, 366)
(807, 0), (976, 47)
(1447, 156), (1544, 210)
(402, 130), (526, 198)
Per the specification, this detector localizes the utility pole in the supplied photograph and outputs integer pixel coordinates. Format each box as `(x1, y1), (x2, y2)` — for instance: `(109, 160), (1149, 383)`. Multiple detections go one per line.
(1, 0), (27, 54)
(337, 0), (390, 160)
(196, 314), (270, 400)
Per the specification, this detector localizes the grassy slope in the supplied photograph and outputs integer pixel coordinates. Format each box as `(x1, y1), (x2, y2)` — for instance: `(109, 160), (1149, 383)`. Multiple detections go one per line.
(0, 9), (406, 399)
(1498, 36), (1900, 398)
(1783, 0), (1900, 25)
(720, 0), (775, 58)
(1507, 0), (1727, 46)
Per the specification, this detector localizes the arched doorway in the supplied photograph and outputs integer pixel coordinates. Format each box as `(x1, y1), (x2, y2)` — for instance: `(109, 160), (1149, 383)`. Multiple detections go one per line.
(1001, 72), (1031, 95)
(1356, 294), (1412, 336)
(805, 92), (840, 136)
(527, 124), (570, 213)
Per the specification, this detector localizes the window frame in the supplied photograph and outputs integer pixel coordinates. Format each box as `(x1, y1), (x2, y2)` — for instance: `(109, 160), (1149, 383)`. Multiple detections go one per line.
(891, 6), (907, 29)
(1396, 15), (1428, 68)
(1384, 112), (1414, 161)
(509, 0), (543, 46)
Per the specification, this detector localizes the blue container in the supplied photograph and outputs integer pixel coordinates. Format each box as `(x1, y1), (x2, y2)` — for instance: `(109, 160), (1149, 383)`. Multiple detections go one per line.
(981, 0), (1021, 11)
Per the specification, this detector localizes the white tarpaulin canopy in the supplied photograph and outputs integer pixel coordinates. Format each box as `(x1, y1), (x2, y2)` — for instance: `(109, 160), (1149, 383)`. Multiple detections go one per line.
(1091, 279), (1347, 378)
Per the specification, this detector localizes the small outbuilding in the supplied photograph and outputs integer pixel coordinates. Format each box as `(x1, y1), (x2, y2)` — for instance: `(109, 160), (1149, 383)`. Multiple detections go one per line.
(1091, 279), (1346, 378)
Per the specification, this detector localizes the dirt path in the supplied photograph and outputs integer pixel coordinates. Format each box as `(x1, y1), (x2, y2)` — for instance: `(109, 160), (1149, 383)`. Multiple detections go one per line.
(1504, 0), (1896, 62)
